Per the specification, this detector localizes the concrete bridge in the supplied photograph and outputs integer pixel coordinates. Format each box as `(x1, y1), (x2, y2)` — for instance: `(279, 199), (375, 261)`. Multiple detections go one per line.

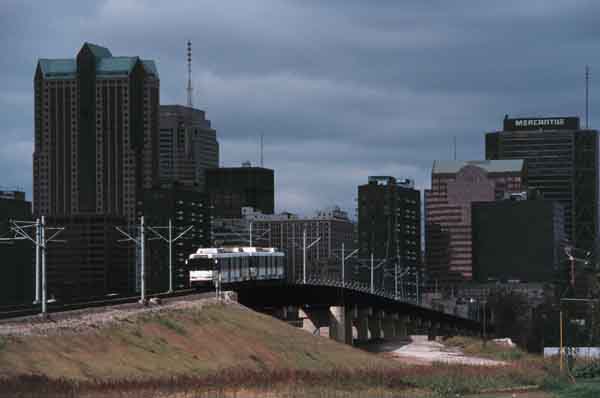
(226, 278), (484, 345)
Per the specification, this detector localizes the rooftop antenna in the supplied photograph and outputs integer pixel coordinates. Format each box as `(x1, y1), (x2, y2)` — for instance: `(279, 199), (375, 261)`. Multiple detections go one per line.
(585, 65), (590, 129)
(260, 133), (264, 167)
(187, 40), (193, 107)
(453, 136), (457, 160)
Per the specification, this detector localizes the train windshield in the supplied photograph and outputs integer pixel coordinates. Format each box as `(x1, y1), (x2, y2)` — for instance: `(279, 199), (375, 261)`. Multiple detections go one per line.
(187, 256), (217, 270)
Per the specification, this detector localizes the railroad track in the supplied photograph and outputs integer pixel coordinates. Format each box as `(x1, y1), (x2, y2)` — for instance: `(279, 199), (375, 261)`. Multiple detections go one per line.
(0, 289), (200, 321)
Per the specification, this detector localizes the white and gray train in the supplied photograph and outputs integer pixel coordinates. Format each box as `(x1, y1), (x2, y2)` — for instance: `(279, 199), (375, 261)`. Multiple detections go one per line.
(186, 247), (285, 287)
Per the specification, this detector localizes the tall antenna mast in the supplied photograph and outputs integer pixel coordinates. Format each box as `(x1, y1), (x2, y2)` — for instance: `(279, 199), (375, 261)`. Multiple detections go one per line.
(453, 136), (457, 160)
(260, 133), (264, 167)
(585, 65), (590, 129)
(187, 40), (193, 107)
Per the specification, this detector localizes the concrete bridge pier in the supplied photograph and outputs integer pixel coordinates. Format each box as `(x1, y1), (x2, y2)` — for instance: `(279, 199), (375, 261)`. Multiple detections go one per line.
(395, 315), (408, 338)
(428, 322), (440, 341)
(329, 306), (352, 344)
(275, 306), (299, 322)
(299, 307), (329, 335)
(353, 307), (371, 343)
(406, 316), (419, 335)
(369, 310), (384, 340)
(383, 313), (398, 339)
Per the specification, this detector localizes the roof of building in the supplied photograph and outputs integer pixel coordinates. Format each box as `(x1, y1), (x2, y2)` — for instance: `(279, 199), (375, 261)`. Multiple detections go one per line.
(432, 159), (525, 174)
(37, 43), (158, 80)
(86, 43), (112, 58)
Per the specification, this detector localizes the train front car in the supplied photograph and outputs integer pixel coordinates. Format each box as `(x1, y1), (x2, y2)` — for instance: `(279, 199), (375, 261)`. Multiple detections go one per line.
(187, 248), (219, 289)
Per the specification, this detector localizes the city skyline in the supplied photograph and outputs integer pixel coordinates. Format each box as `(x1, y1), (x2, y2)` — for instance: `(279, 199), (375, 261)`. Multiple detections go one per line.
(3, 1), (600, 216)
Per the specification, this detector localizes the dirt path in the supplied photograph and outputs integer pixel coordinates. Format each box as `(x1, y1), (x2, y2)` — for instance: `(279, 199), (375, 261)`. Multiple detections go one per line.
(368, 335), (507, 366)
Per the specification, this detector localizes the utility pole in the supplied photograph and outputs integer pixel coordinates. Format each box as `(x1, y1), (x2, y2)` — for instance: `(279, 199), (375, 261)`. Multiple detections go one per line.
(146, 218), (193, 293)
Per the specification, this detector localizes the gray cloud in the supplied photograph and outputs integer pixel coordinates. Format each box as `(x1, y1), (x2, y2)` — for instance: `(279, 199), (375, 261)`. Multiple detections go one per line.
(2, 0), (599, 216)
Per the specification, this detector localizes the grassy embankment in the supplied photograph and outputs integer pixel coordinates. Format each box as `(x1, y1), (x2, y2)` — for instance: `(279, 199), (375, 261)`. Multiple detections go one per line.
(0, 302), (577, 397)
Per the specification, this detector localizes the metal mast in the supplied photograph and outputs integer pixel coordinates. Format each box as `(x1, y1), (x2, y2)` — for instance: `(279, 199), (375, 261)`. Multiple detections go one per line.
(586, 65), (590, 129)
(187, 40), (193, 107)
(260, 133), (264, 167)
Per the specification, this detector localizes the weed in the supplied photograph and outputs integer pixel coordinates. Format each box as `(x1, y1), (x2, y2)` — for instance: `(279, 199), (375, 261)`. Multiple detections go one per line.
(155, 317), (187, 335)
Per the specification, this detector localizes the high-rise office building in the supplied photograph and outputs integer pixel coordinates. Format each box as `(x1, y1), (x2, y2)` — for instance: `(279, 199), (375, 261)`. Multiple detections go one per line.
(33, 42), (159, 300)
(0, 190), (33, 306)
(34, 42), (159, 222)
(206, 164), (274, 218)
(159, 105), (219, 191)
(424, 160), (525, 287)
(358, 177), (421, 271)
(486, 116), (599, 251)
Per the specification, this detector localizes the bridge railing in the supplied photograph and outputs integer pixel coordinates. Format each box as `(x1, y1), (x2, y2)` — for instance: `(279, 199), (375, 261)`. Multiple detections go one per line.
(294, 276), (420, 306)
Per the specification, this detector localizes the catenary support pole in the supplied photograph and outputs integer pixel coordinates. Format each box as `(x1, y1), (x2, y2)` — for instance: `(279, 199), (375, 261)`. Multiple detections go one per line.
(341, 242), (345, 284)
(140, 216), (145, 303)
(41, 216), (46, 316)
(168, 218), (173, 293)
(395, 261), (398, 299)
(560, 309), (564, 373)
(303, 228), (306, 283)
(370, 253), (374, 294)
(34, 218), (40, 303)
(416, 268), (420, 304)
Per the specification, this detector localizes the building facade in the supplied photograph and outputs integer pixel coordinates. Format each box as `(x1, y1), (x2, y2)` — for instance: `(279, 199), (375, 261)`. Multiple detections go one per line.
(45, 215), (131, 301)
(33, 42), (160, 301)
(0, 190), (33, 306)
(159, 105), (219, 191)
(34, 42), (159, 222)
(471, 196), (565, 283)
(213, 207), (355, 281)
(357, 176), (421, 268)
(486, 116), (599, 252)
(424, 160), (525, 288)
(254, 208), (355, 281)
(206, 165), (274, 218)
(141, 187), (212, 292)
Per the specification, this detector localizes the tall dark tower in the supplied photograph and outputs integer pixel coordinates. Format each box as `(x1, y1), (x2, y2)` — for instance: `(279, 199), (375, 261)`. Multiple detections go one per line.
(33, 43), (160, 300)
(486, 116), (599, 252)
(34, 42), (159, 222)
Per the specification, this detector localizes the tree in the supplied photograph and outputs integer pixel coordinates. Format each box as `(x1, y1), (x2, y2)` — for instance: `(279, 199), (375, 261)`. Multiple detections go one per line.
(486, 289), (530, 347)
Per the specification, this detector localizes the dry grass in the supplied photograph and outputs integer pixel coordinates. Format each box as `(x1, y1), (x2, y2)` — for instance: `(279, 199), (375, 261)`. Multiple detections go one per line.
(443, 336), (530, 362)
(0, 303), (567, 397)
(0, 302), (395, 381)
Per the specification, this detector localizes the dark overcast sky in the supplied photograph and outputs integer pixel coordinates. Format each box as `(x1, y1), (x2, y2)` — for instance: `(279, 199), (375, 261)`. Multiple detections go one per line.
(2, 0), (599, 216)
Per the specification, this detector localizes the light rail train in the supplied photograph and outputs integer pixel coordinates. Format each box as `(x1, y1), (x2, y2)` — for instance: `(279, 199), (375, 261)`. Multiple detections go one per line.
(186, 247), (285, 287)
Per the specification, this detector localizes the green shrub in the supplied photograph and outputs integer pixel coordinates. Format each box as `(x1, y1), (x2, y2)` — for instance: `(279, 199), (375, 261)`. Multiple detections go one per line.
(573, 360), (600, 379)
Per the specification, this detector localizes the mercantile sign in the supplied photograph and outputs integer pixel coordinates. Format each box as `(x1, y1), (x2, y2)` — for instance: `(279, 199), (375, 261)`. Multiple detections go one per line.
(503, 116), (580, 131)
